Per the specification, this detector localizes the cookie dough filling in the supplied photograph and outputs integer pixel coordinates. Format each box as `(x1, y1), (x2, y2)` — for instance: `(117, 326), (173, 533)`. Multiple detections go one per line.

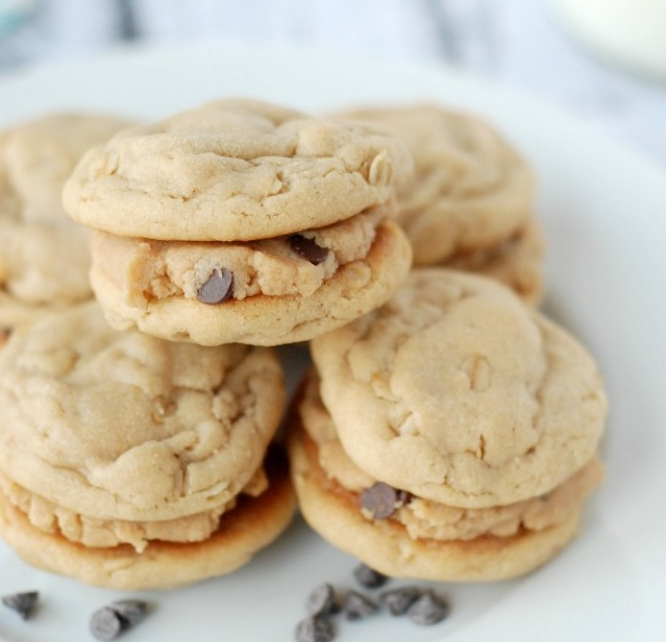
(298, 374), (603, 545)
(0, 466), (268, 553)
(91, 204), (389, 306)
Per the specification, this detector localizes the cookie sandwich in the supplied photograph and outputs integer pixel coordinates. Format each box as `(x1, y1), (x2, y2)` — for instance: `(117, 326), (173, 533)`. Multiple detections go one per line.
(0, 302), (296, 589)
(0, 113), (129, 334)
(63, 98), (413, 346)
(289, 269), (606, 581)
(335, 105), (543, 304)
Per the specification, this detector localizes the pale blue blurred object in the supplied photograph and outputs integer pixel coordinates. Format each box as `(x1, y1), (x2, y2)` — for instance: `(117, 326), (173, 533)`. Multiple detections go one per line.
(0, 0), (35, 34)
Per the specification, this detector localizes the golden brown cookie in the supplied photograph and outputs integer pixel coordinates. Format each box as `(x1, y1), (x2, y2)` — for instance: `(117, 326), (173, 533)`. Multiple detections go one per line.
(290, 269), (607, 580)
(448, 218), (544, 305)
(0, 449), (295, 590)
(334, 104), (543, 302)
(0, 303), (296, 588)
(288, 376), (602, 580)
(311, 269), (606, 508)
(63, 99), (413, 346)
(64, 99), (413, 241)
(0, 113), (130, 328)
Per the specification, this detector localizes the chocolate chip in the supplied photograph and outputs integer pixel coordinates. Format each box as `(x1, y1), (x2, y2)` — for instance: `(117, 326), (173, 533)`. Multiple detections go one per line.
(359, 482), (405, 519)
(352, 563), (388, 589)
(342, 591), (378, 621)
(379, 586), (422, 615)
(289, 235), (329, 265)
(396, 489), (412, 506)
(406, 590), (450, 626)
(307, 583), (339, 616)
(295, 615), (336, 642)
(90, 606), (124, 641)
(196, 268), (234, 304)
(110, 599), (149, 628)
(1, 591), (38, 620)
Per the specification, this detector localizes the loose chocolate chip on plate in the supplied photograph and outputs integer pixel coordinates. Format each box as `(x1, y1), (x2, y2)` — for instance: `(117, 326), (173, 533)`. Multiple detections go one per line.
(379, 586), (422, 616)
(289, 235), (329, 265)
(407, 590), (450, 626)
(1, 591), (38, 620)
(90, 606), (125, 641)
(196, 267), (234, 304)
(110, 599), (149, 628)
(352, 563), (388, 589)
(359, 482), (404, 519)
(342, 591), (378, 621)
(307, 583), (339, 617)
(295, 615), (336, 642)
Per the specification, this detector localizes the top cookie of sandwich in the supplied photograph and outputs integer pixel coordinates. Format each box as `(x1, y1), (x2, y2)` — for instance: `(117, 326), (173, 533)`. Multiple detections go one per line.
(63, 98), (413, 241)
(0, 302), (285, 522)
(334, 105), (534, 265)
(311, 269), (606, 508)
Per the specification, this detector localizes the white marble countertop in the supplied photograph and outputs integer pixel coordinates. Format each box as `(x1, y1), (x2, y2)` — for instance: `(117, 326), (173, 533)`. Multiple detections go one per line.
(1, 0), (665, 167)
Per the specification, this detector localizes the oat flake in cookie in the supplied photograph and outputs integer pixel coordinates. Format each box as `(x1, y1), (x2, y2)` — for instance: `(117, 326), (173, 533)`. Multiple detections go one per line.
(0, 302), (296, 589)
(63, 98), (413, 346)
(288, 269), (607, 581)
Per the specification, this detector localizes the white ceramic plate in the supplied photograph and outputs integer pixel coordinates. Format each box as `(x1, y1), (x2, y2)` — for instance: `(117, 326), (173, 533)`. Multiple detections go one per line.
(1, 42), (665, 642)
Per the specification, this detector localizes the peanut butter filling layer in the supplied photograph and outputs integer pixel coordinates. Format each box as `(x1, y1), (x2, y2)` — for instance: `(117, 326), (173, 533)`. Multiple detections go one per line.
(299, 374), (603, 542)
(92, 205), (389, 307)
(0, 466), (267, 553)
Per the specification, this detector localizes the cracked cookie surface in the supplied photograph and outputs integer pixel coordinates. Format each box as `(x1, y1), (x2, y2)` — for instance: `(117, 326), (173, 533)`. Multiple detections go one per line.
(311, 269), (607, 508)
(0, 302), (285, 521)
(63, 98), (413, 241)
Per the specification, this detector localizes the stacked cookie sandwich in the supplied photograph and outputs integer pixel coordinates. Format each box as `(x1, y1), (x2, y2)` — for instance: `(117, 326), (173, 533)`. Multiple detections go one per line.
(0, 302), (295, 589)
(63, 98), (413, 346)
(335, 105), (543, 304)
(0, 96), (607, 592)
(0, 98), (417, 590)
(289, 269), (606, 580)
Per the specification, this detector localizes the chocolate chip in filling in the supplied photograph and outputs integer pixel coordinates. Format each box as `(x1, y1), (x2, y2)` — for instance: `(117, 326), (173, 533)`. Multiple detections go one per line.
(359, 482), (410, 520)
(196, 267), (234, 304)
(289, 235), (330, 265)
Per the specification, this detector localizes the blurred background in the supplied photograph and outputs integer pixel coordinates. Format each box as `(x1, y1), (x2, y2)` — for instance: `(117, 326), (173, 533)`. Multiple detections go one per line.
(1, 0), (665, 166)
